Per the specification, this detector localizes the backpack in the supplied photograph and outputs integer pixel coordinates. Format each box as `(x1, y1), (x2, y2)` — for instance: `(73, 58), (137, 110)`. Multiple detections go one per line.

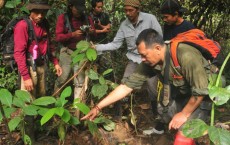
(169, 29), (222, 68)
(0, 16), (35, 69)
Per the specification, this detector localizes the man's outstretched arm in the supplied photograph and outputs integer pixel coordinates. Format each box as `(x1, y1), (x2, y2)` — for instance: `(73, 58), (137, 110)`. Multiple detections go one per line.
(81, 84), (133, 121)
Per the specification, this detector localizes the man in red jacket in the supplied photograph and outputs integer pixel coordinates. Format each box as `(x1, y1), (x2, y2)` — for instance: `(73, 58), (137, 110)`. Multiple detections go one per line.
(14, 0), (62, 142)
(54, 0), (95, 100)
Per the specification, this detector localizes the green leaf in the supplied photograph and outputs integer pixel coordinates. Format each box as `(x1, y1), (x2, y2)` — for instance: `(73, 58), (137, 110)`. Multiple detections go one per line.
(99, 76), (106, 85)
(54, 107), (64, 117)
(182, 119), (209, 138)
(23, 134), (32, 145)
(76, 40), (90, 51)
(13, 97), (25, 108)
(86, 48), (97, 61)
(208, 74), (222, 88)
(58, 123), (66, 141)
(37, 107), (49, 116)
(61, 109), (71, 123)
(0, 89), (13, 107)
(72, 53), (86, 64)
(3, 107), (16, 118)
(209, 86), (230, 105)
(8, 117), (21, 132)
(91, 84), (108, 99)
(60, 86), (72, 100)
(40, 108), (55, 125)
(69, 116), (80, 125)
(102, 69), (113, 76)
(23, 105), (38, 116)
(5, 1), (15, 8)
(87, 121), (98, 135)
(208, 126), (230, 145)
(15, 90), (31, 103)
(74, 103), (90, 114)
(32, 97), (56, 106)
(88, 69), (99, 80)
(93, 117), (106, 124)
(103, 119), (115, 131)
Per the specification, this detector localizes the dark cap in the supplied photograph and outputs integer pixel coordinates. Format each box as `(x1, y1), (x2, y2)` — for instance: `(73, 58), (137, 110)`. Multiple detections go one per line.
(160, 0), (187, 14)
(68, 0), (86, 12)
(26, 0), (51, 10)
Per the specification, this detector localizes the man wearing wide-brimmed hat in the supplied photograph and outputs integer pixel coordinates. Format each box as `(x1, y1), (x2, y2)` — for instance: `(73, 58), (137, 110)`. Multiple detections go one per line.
(14, 0), (62, 142)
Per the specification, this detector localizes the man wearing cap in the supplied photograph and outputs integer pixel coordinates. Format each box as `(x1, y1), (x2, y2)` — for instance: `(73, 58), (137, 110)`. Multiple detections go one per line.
(94, 0), (162, 86)
(14, 0), (62, 142)
(160, 0), (195, 40)
(54, 0), (95, 100)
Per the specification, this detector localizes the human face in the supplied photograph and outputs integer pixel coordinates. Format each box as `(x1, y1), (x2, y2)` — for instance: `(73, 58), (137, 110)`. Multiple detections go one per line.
(71, 6), (81, 18)
(93, 2), (103, 15)
(124, 6), (139, 23)
(30, 9), (48, 24)
(138, 41), (162, 66)
(162, 13), (178, 25)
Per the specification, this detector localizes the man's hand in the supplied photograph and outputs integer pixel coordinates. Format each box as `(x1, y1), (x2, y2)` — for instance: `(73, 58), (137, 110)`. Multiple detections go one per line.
(72, 30), (83, 37)
(55, 64), (62, 76)
(169, 112), (188, 130)
(81, 107), (100, 121)
(24, 79), (34, 91)
(90, 41), (96, 49)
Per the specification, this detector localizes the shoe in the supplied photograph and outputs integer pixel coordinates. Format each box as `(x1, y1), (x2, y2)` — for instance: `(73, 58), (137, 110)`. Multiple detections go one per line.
(143, 122), (165, 135)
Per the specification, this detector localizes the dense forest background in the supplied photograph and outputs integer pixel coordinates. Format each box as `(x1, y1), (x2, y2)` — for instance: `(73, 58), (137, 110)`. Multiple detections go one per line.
(0, 0), (230, 89)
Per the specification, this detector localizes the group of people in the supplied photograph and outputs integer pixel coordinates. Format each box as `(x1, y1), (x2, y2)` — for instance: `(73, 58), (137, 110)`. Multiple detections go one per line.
(13, 0), (214, 144)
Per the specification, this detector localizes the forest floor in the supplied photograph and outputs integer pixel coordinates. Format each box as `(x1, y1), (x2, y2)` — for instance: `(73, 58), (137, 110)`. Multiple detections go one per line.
(0, 90), (229, 145)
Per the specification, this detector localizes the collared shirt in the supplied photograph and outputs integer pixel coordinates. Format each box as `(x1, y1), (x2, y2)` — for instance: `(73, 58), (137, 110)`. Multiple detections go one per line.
(55, 13), (95, 49)
(14, 19), (58, 80)
(96, 12), (163, 64)
(124, 43), (210, 97)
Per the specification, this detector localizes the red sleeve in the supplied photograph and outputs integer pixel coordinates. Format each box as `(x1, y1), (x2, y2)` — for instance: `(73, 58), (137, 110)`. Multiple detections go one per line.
(55, 14), (73, 42)
(14, 20), (30, 80)
(88, 16), (96, 37)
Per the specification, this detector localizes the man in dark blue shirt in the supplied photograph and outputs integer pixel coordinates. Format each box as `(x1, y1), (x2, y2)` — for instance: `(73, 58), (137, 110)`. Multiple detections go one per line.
(160, 0), (195, 41)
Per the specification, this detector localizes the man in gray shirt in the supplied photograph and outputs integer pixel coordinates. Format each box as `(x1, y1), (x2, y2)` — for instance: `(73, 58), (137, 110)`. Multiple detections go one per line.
(95, 0), (162, 81)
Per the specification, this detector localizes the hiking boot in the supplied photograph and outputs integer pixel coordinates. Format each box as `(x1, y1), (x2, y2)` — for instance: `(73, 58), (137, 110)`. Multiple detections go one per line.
(143, 122), (165, 135)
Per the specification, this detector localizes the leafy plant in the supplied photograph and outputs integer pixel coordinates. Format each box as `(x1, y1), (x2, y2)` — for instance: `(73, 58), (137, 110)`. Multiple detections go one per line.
(182, 52), (230, 145)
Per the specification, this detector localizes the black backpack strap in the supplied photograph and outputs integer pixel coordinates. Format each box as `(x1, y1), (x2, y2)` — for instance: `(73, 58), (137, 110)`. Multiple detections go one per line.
(64, 13), (72, 33)
(162, 44), (171, 106)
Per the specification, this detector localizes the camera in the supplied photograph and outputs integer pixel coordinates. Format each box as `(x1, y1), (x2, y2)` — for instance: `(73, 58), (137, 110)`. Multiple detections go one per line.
(80, 25), (91, 33)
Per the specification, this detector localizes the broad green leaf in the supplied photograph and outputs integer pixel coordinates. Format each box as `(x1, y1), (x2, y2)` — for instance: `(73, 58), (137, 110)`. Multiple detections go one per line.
(3, 107), (16, 118)
(208, 74), (222, 88)
(69, 116), (80, 125)
(103, 119), (115, 131)
(8, 117), (21, 132)
(15, 90), (31, 103)
(37, 107), (49, 116)
(102, 69), (113, 76)
(54, 107), (64, 117)
(208, 126), (230, 145)
(58, 123), (66, 141)
(71, 49), (81, 57)
(0, 89), (13, 107)
(55, 98), (63, 107)
(23, 105), (38, 116)
(182, 119), (208, 138)
(209, 86), (230, 105)
(13, 97), (25, 108)
(61, 109), (71, 123)
(72, 53), (85, 64)
(74, 103), (90, 114)
(88, 69), (99, 80)
(91, 84), (108, 99)
(93, 117), (106, 124)
(40, 108), (55, 125)
(60, 86), (72, 100)
(86, 48), (97, 61)
(32, 97), (56, 106)
(5, 1), (15, 8)
(23, 134), (32, 145)
(99, 76), (106, 85)
(76, 40), (90, 52)
(87, 121), (98, 135)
